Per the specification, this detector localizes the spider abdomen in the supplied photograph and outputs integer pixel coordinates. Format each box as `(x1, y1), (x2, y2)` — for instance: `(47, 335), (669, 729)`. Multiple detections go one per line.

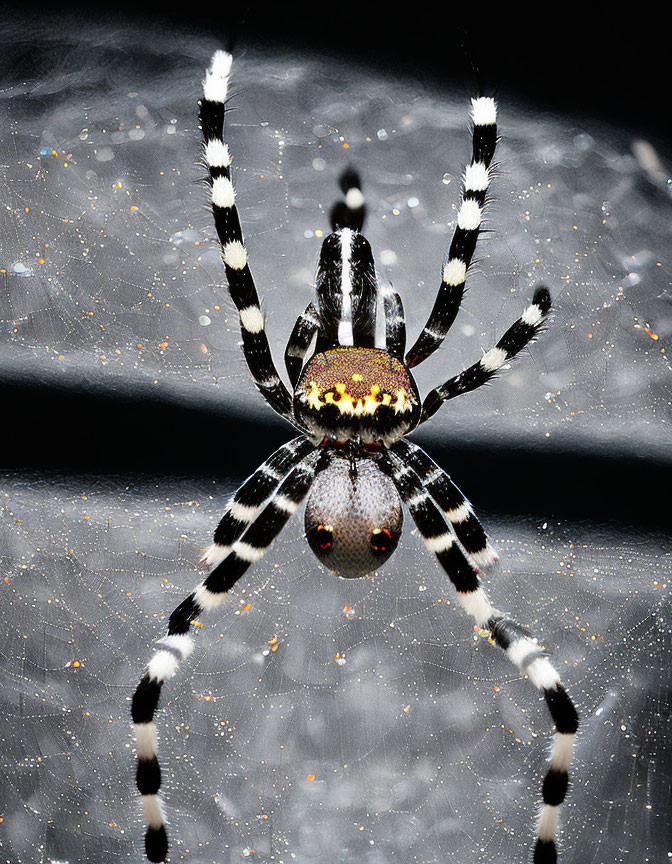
(305, 456), (403, 578)
(294, 347), (421, 445)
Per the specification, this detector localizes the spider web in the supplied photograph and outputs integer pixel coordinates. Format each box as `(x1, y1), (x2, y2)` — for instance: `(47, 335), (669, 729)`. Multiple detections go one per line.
(0, 14), (670, 864)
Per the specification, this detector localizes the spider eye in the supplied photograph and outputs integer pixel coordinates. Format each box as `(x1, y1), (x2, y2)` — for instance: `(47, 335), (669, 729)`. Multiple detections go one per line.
(370, 527), (393, 553)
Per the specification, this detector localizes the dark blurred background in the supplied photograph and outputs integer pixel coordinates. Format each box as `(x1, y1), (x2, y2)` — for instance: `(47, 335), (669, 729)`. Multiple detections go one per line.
(24, 0), (672, 142)
(3, 1), (671, 524)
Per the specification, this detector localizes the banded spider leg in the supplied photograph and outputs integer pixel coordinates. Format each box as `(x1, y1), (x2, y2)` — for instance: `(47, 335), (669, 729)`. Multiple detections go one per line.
(378, 448), (579, 863)
(132, 444), (327, 862)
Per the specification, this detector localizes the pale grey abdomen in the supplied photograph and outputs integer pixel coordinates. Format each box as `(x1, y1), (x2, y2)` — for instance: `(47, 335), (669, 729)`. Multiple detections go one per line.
(305, 456), (402, 578)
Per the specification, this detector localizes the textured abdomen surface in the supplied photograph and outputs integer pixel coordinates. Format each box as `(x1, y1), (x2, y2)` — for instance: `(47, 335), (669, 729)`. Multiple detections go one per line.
(305, 456), (403, 578)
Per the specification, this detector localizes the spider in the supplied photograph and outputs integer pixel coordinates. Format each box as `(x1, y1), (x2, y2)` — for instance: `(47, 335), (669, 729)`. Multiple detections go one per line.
(132, 50), (579, 864)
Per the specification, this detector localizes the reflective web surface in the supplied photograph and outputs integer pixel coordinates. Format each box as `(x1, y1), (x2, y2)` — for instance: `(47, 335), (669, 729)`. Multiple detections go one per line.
(1, 15), (670, 864)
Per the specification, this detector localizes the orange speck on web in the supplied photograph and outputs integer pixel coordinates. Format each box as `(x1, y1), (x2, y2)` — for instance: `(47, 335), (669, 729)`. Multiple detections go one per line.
(306, 774), (316, 781)
(268, 636), (279, 652)
(159, 342), (168, 349)
(343, 143), (350, 149)
(644, 328), (659, 341)
(587, 332), (593, 339)
(200, 343), (208, 354)
(130, 205), (139, 211)
(493, 685), (500, 692)
(109, 822), (117, 828)
(192, 621), (204, 629)
(235, 602), (252, 616)
(71, 660), (82, 668)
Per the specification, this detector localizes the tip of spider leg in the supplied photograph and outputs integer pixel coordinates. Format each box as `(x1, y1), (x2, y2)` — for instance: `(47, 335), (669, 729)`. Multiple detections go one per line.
(210, 50), (233, 77)
(338, 167), (362, 195)
(533, 286), (552, 314)
(470, 96), (497, 125)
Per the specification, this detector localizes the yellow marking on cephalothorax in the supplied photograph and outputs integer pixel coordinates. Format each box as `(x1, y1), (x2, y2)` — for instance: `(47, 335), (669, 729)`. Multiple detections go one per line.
(307, 381), (324, 410)
(304, 381), (413, 415)
(393, 389), (413, 413)
(352, 373), (363, 382)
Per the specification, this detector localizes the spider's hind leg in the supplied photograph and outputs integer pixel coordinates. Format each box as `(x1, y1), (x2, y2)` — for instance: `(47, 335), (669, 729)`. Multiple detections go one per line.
(391, 438), (498, 569)
(201, 436), (316, 568)
(132, 443), (326, 862)
(379, 448), (578, 864)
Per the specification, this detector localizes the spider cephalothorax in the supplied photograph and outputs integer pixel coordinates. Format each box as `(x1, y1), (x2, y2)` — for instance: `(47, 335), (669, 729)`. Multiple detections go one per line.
(132, 50), (578, 864)
(295, 343), (421, 444)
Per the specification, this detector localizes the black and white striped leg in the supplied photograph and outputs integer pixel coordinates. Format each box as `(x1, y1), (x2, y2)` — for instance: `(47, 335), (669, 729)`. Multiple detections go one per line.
(132, 446), (324, 862)
(405, 97), (498, 369)
(390, 438), (498, 569)
(378, 450), (481, 592)
(421, 286), (552, 423)
(380, 450), (578, 863)
(330, 167), (366, 232)
(284, 302), (320, 388)
(381, 283), (406, 361)
(200, 51), (294, 422)
(201, 436), (316, 569)
(487, 617), (579, 864)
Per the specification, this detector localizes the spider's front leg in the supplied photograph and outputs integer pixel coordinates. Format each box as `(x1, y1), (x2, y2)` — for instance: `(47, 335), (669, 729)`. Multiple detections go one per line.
(379, 449), (579, 863)
(131, 445), (327, 862)
(381, 282), (407, 361)
(284, 302), (320, 388)
(420, 286), (552, 423)
(405, 96), (498, 368)
(201, 51), (295, 424)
